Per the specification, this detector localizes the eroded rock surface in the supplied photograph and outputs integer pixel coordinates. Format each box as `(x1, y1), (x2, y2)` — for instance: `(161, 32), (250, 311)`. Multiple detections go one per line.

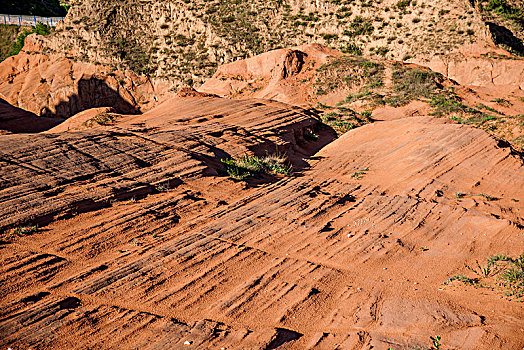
(0, 36), (174, 119)
(0, 94), (522, 349)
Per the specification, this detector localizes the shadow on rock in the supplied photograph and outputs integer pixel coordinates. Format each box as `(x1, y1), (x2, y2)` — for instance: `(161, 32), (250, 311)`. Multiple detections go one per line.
(40, 77), (141, 119)
(487, 22), (524, 56)
(0, 98), (63, 133)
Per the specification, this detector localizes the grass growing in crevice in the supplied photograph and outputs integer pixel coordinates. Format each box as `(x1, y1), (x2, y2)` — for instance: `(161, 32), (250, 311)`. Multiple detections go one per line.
(351, 168), (369, 179)
(319, 106), (373, 136)
(454, 192), (498, 201)
(221, 153), (291, 180)
(12, 225), (39, 236)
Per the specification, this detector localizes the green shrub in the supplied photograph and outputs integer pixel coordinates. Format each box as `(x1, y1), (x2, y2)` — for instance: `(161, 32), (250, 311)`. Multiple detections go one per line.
(9, 29), (32, 56)
(314, 56), (384, 95)
(430, 93), (472, 116)
(344, 16), (374, 36)
(0, 24), (21, 61)
(82, 113), (117, 127)
(340, 43), (362, 55)
(375, 46), (389, 56)
(34, 22), (51, 35)
(485, 0), (524, 27)
(319, 109), (370, 136)
(396, 0), (411, 9)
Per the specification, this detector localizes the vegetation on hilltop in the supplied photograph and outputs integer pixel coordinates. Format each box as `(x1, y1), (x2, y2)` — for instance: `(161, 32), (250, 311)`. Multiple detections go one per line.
(45, 0), (486, 87)
(0, 23), (51, 61)
(311, 55), (523, 150)
(0, 25), (21, 62)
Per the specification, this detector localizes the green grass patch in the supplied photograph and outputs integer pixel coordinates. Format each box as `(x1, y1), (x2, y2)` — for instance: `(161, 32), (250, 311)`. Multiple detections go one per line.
(320, 107), (372, 136)
(351, 168), (369, 179)
(429, 92), (476, 116)
(385, 64), (444, 107)
(13, 225), (39, 236)
(314, 56), (384, 95)
(221, 153), (291, 180)
(444, 253), (524, 300)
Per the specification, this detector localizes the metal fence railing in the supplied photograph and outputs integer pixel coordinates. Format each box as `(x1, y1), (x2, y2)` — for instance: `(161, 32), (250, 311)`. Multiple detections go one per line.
(1, 14), (64, 27)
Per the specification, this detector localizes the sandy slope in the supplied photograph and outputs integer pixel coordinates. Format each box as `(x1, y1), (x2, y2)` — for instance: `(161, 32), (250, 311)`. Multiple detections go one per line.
(0, 93), (522, 349)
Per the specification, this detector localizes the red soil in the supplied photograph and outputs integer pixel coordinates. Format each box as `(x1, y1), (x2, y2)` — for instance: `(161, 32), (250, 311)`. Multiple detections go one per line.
(0, 93), (522, 349)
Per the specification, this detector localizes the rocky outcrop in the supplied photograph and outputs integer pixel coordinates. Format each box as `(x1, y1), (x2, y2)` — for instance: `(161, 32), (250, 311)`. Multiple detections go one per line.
(416, 43), (524, 89)
(200, 44), (524, 151)
(199, 44), (341, 106)
(280, 50), (307, 79)
(0, 35), (175, 119)
(0, 96), (325, 232)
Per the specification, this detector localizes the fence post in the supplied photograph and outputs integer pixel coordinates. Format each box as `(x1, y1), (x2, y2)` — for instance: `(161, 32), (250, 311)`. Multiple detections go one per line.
(50, 17), (53, 26)
(19, 16), (21, 26)
(4, 15), (5, 25)
(34, 15), (37, 26)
